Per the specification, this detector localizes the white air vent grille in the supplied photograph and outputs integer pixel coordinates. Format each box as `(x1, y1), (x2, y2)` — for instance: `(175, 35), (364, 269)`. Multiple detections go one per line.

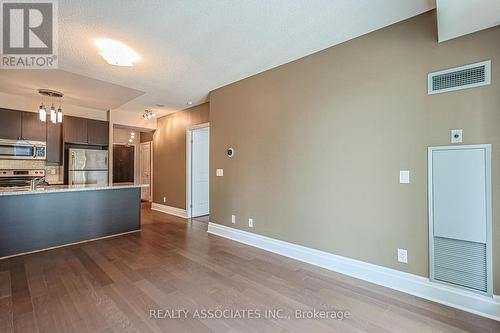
(428, 60), (491, 95)
(433, 237), (487, 292)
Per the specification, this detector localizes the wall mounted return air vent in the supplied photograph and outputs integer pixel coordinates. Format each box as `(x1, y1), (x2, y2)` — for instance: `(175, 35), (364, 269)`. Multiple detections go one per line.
(428, 60), (491, 95)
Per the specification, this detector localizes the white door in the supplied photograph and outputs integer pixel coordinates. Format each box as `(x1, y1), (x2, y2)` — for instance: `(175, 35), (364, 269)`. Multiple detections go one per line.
(140, 142), (151, 201)
(191, 127), (209, 217)
(429, 145), (492, 294)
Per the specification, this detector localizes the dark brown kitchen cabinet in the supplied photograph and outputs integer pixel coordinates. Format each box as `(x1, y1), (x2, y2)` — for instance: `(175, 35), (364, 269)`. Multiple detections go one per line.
(46, 120), (62, 164)
(87, 119), (109, 145)
(63, 115), (88, 144)
(0, 108), (22, 140)
(21, 112), (46, 141)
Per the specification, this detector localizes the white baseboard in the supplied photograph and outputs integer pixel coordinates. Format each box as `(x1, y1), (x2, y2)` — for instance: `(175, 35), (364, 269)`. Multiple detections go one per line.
(151, 203), (187, 218)
(208, 222), (500, 321)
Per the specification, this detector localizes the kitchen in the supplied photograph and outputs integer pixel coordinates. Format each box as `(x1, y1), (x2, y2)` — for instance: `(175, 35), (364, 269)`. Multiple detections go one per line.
(0, 100), (147, 259)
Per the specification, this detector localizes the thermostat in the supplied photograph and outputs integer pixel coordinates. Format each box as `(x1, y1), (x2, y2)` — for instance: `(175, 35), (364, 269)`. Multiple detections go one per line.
(227, 148), (235, 158)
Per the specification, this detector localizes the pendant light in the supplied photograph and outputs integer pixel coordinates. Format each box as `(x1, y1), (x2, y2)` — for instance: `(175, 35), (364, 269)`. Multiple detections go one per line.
(37, 89), (64, 123)
(39, 104), (46, 122)
(57, 106), (63, 123)
(50, 105), (57, 123)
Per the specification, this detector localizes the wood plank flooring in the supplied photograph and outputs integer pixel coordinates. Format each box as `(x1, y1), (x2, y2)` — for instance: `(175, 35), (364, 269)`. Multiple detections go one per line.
(0, 203), (498, 333)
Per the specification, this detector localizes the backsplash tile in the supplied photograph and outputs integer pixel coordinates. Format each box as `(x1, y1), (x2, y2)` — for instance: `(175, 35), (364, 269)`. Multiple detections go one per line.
(0, 160), (63, 184)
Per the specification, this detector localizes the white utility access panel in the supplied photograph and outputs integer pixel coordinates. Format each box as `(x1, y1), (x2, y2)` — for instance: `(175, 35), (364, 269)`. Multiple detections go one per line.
(428, 145), (492, 295)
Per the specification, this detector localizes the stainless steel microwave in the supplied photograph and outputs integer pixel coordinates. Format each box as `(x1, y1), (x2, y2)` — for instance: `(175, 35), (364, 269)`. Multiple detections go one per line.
(0, 139), (46, 160)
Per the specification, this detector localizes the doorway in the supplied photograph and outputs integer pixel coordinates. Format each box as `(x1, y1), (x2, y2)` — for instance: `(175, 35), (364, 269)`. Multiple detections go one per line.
(113, 144), (135, 183)
(140, 142), (152, 201)
(187, 124), (210, 218)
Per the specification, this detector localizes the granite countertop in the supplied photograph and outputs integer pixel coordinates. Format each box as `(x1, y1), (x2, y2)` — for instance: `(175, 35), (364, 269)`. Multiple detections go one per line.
(0, 183), (148, 196)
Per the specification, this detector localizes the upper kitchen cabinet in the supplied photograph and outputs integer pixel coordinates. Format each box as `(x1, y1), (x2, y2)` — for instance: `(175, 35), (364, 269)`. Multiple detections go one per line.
(63, 116), (109, 146)
(63, 115), (88, 144)
(22, 112), (46, 141)
(46, 121), (62, 165)
(0, 108), (22, 140)
(87, 119), (109, 145)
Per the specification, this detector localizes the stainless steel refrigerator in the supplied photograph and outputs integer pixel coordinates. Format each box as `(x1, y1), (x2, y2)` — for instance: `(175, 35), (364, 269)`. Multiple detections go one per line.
(68, 149), (108, 185)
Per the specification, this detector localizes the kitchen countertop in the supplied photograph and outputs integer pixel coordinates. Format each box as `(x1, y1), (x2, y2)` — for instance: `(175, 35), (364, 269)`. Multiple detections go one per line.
(0, 183), (148, 196)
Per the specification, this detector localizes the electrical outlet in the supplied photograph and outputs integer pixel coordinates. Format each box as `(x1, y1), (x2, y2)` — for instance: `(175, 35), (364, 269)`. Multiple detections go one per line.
(397, 248), (408, 264)
(231, 215), (236, 224)
(248, 218), (254, 228)
(163, 197), (166, 203)
(216, 169), (224, 177)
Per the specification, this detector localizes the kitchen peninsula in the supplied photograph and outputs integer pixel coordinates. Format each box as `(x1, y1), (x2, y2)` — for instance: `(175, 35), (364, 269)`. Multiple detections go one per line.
(0, 184), (144, 258)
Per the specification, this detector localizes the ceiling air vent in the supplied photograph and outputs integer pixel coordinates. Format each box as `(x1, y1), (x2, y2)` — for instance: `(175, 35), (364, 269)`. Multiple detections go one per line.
(428, 60), (491, 95)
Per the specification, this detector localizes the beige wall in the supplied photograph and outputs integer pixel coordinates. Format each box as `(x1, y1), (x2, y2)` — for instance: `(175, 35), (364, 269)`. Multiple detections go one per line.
(210, 11), (500, 292)
(153, 103), (209, 208)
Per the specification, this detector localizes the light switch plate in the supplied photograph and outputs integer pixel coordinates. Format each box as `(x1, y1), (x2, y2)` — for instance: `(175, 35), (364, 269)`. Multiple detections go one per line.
(451, 129), (463, 144)
(216, 169), (224, 177)
(231, 215), (236, 224)
(399, 170), (410, 184)
(248, 218), (254, 228)
(398, 248), (408, 264)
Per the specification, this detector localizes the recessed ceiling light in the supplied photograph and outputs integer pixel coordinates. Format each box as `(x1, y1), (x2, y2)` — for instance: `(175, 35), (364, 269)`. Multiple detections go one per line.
(187, 101), (193, 105)
(95, 38), (140, 67)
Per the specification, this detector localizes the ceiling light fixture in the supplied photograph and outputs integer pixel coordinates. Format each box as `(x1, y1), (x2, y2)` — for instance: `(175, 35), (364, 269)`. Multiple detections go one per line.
(50, 105), (57, 124)
(38, 104), (46, 122)
(187, 101), (193, 106)
(95, 38), (140, 67)
(38, 89), (64, 124)
(142, 109), (156, 120)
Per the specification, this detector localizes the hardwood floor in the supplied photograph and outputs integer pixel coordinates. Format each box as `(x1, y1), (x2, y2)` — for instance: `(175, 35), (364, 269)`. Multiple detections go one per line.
(0, 203), (498, 332)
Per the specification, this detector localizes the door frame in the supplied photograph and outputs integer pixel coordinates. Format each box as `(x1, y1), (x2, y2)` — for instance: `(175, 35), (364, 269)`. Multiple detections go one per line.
(140, 141), (152, 202)
(428, 144), (492, 296)
(186, 123), (210, 219)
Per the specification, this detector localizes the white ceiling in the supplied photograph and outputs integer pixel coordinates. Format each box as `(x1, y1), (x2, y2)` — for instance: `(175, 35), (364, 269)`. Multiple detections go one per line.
(1, 0), (436, 122)
(437, 0), (500, 42)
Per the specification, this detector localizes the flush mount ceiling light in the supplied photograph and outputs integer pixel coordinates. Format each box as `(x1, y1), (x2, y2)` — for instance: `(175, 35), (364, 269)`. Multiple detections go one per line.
(38, 89), (64, 124)
(142, 109), (156, 120)
(95, 38), (140, 67)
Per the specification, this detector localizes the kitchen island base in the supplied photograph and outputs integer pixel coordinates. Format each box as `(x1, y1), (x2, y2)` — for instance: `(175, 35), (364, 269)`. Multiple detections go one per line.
(0, 187), (141, 259)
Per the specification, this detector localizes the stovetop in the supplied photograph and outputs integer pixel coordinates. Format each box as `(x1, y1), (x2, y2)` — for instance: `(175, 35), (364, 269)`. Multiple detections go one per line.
(0, 169), (47, 189)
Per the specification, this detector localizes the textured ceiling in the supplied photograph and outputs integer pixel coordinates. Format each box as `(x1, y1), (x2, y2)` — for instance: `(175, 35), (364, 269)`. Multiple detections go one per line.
(2, 0), (436, 121)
